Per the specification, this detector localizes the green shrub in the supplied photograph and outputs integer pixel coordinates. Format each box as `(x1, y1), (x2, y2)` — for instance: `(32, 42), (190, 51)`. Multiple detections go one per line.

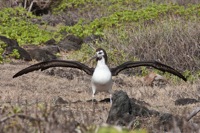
(58, 3), (200, 38)
(9, 49), (20, 59)
(52, 0), (95, 13)
(0, 7), (52, 45)
(96, 126), (147, 133)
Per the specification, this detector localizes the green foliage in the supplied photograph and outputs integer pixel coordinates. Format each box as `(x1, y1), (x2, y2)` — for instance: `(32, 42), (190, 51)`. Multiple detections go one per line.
(0, 53), (3, 63)
(0, 42), (7, 63)
(96, 126), (147, 133)
(9, 49), (20, 59)
(67, 42), (133, 66)
(0, 7), (52, 45)
(107, 48), (128, 66)
(53, 0), (95, 13)
(12, 106), (22, 114)
(58, 3), (200, 38)
(183, 70), (197, 82)
(67, 43), (94, 62)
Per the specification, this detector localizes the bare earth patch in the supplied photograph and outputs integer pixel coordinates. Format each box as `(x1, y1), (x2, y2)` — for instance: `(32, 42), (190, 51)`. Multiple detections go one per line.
(0, 62), (199, 132)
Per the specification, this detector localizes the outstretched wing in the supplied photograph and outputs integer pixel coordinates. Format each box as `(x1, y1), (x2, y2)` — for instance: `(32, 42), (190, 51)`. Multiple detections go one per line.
(110, 61), (187, 81)
(13, 60), (94, 78)
(0, 35), (19, 47)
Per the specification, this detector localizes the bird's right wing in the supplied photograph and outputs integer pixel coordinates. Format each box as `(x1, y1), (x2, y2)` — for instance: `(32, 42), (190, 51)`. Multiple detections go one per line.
(13, 60), (95, 78)
(110, 61), (187, 81)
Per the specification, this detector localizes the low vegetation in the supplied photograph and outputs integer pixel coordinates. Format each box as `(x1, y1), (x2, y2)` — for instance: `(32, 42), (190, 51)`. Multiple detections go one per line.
(0, 7), (52, 45)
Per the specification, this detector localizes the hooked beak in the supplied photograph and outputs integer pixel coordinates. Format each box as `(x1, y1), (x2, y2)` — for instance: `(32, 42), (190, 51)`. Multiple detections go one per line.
(89, 54), (97, 62)
(85, 54), (97, 64)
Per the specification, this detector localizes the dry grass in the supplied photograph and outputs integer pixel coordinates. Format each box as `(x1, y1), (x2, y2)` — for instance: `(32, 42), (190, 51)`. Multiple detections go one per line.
(0, 62), (199, 132)
(103, 18), (200, 73)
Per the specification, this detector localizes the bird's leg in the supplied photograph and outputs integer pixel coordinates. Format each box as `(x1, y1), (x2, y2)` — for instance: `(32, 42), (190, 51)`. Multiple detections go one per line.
(92, 93), (96, 114)
(110, 94), (112, 105)
(91, 84), (96, 104)
(108, 89), (113, 105)
(92, 93), (95, 103)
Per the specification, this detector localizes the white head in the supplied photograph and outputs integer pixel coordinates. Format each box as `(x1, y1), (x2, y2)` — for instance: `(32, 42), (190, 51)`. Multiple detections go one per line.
(88, 48), (108, 65)
(95, 48), (108, 64)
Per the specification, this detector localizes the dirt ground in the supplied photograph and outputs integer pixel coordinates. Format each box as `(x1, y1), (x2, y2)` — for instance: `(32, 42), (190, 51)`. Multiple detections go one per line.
(0, 62), (200, 131)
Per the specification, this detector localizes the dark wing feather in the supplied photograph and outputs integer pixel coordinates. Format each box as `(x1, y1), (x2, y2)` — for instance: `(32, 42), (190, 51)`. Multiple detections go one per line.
(13, 60), (94, 78)
(110, 61), (187, 81)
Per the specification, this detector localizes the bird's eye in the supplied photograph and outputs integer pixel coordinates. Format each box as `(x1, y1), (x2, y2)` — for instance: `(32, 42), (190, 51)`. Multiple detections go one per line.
(99, 50), (104, 54)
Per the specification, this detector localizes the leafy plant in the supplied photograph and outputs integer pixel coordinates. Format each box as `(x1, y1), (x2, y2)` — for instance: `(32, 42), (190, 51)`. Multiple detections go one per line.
(0, 41), (7, 63)
(96, 126), (147, 133)
(0, 7), (52, 45)
(9, 49), (20, 59)
(58, 3), (200, 38)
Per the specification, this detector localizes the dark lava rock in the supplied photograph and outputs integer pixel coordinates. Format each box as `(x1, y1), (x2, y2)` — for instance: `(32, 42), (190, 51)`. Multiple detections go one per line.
(107, 90), (134, 125)
(58, 35), (83, 52)
(157, 113), (179, 132)
(157, 112), (199, 132)
(42, 45), (60, 54)
(106, 90), (200, 131)
(27, 48), (57, 61)
(53, 96), (68, 104)
(106, 90), (158, 126)
(5, 46), (32, 61)
(0, 35), (32, 61)
(44, 39), (57, 45)
(175, 98), (199, 106)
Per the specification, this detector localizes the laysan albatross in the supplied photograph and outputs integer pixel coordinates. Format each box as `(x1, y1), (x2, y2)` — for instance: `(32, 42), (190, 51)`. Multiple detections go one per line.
(13, 48), (187, 103)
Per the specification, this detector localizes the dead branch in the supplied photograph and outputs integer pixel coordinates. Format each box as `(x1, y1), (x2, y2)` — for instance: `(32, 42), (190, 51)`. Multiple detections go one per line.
(186, 107), (200, 121)
(24, 0), (27, 9)
(28, 0), (35, 12)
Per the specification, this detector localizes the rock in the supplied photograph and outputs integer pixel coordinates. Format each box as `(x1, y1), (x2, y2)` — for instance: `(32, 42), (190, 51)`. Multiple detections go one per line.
(44, 39), (57, 45)
(24, 43), (60, 61)
(52, 96), (68, 104)
(42, 45), (60, 54)
(27, 48), (57, 61)
(0, 35), (32, 61)
(107, 90), (134, 125)
(158, 113), (177, 131)
(58, 35), (83, 52)
(175, 98), (199, 106)
(107, 90), (158, 126)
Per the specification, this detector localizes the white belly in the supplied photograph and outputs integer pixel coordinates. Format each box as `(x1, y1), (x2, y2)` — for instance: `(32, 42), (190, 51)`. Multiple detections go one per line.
(91, 66), (112, 94)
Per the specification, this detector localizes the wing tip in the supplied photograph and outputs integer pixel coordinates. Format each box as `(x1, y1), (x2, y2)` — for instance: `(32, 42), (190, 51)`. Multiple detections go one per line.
(183, 77), (187, 82)
(13, 74), (19, 78)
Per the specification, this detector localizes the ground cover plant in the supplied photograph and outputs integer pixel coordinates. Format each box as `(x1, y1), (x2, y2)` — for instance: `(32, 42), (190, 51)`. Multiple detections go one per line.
(0, 0), (200, 132)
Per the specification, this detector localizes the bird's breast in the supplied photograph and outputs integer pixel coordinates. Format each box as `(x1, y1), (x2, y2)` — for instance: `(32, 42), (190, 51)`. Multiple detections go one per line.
(92, 66), (112, 85)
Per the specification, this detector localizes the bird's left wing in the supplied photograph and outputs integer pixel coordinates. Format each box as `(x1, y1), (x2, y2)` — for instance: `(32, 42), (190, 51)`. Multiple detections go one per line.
(110, 61), (187, 81)
(13, 60), (95, 78)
